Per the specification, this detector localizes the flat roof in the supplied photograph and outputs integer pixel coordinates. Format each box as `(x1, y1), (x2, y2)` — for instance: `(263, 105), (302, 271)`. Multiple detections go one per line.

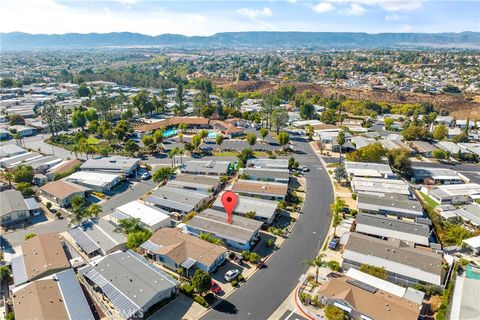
(352, 177), (411, 195)
(246, 158), (289, 169)
(116, 201), (170, 227)
(231, 179), (288, 197)
(66, 171), (121, 187)
(212, 192), (278, 219)
(186, 209), (263, 244)
(181, 160), (231, 175)
(239, 167), (290, 180)
(357, 192), (423, 216)
(145, 186), (209, 212)
(431, 183), (480, 197)
(356, 213), (429, 237)
(80, 156), (139, 172)
(166, 174), (220, 190)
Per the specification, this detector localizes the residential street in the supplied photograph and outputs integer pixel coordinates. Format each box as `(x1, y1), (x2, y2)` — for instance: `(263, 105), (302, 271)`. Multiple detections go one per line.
(201, 140), (334, 320)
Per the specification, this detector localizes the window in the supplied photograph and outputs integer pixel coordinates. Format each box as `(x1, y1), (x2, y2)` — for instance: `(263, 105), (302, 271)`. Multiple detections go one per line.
(18, 212), (28, 218)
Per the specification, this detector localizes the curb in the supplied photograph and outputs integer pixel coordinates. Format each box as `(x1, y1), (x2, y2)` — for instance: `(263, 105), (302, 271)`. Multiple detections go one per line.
(294, 287), (321, 320)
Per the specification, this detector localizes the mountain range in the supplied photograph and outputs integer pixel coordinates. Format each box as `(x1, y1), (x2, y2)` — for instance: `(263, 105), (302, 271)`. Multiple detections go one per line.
(2, 31), (480, 51)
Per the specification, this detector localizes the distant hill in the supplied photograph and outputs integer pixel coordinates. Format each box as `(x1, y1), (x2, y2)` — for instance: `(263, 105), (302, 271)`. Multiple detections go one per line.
(2, 31), (480, 50)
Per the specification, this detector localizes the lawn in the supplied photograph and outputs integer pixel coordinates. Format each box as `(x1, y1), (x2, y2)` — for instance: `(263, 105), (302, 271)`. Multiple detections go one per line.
(420, 192), (439, 208)
(86, 136), (100, 145)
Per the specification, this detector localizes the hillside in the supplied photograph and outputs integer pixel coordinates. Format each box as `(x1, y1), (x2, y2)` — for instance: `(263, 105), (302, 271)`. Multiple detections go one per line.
(2, 31), (480, 50)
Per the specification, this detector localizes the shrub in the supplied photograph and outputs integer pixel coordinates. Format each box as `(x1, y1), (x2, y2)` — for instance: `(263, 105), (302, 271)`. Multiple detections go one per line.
(299, 292), (311, 305)
(327, 260), (341, 272)
(351, 193), (357, 200)
(266, 239), (275, 248)
(325, 305), (348, 320)
(237, 274), (245, 282)
(231, 280), (238, 287)
(204, 293), (215, 304)
(312, 295), (324, 309)
(46, 202), (52, 210)
(194, 295), (208, 307)
(24, 233), (37, 240)
(180, 283), (193, 296)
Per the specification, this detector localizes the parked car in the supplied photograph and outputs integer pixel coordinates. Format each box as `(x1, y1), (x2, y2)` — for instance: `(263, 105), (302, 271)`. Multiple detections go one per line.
(224, 269), (240, 281)
(328, 237), (340, 250)
(141, 171), (151, 180)
(210, 280), (222, 294)
(302, 166), (310, 172)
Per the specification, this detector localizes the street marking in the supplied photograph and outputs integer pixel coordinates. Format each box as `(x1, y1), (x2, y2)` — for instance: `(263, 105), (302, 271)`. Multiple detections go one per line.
(285, 309), (296, 320)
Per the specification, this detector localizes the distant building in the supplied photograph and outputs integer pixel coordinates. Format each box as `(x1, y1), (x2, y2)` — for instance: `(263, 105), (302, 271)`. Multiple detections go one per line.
(144, 186), (211, 217)
(351, 177), (411, 196)
(246, 158), (289, 170)
(411, 167), (464, 185)
(408, 141), (438, 157)
(66, 171), (122, 191)
(428, 183), (480, 205)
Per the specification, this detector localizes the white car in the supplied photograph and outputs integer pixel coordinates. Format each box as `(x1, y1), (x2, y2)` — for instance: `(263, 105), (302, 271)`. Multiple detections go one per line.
(224, 269), (240, 282)
(141, 171), (151, 180)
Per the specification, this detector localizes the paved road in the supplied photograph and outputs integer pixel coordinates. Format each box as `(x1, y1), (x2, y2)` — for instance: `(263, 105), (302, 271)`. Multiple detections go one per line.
(202, 140), (334, 320)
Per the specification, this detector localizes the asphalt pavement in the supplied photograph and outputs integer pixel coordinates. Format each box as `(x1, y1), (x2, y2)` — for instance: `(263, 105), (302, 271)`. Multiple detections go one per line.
(202, 139), (334, 320)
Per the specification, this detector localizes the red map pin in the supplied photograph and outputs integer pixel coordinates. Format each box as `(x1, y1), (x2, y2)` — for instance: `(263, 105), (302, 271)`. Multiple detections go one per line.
(221, 191), (238, 224)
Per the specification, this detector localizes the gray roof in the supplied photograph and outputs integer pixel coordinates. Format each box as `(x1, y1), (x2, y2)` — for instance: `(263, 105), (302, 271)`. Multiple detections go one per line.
(55, 268), (95, 320)
(22, 155), (62, 171)
(0, 144), (26, 158)
(357, 192), (423, 217)
(412, 167), (460, 180)
(80, 156), (139, 173)
(181, 160), (231, 175)
(356, 213), (430, 238)
(212, 192), (278, 220)
(246, 158), (289, 169)
(67, 219), (126, 255)
(344, 233), (443, 284)
(11, 255), (28, 285)
(239, 167), (290, 181)
(453, 204), (480, 225)
(186, 209), (263, 244)
(81, 250), (178, 318)
(166, 174), (220, 191)
(409, 141), (438, 153)
(0, 152), (42, 168)
(0, 190), (27, 217)
(351, 136), (376, 149)
(24, 198), (39, 211)
(145, 186), (209, 212)
(380, 139), (414, 152)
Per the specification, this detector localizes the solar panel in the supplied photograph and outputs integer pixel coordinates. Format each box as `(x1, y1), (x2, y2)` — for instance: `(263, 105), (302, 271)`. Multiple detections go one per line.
(346, 279), (378, 293)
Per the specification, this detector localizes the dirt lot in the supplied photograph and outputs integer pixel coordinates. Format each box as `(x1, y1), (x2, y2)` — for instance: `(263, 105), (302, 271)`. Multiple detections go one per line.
(215, 80), (480, 119)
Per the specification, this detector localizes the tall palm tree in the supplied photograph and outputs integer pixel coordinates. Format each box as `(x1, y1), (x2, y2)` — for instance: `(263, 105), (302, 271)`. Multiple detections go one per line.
(303, 253), (326, 283)
(168, 147), (181, 167)
(1, 171), (14, 187)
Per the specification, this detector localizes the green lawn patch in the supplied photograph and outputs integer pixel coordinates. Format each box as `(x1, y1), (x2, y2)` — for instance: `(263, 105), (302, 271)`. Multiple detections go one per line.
(420, 192), (438, 208)
(86, 136), (100, 145)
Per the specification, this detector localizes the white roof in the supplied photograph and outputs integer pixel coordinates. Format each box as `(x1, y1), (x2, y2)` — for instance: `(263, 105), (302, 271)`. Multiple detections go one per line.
(345, 268), (406, 298)
(432, 183), (480, 197)
(66, 171), (120, 187)
(351, 177), (410, 195)
(116, 201), (170, 228)
(463, 235), (480, 249)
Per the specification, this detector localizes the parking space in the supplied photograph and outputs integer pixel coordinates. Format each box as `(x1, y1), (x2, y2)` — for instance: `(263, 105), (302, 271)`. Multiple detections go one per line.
(279, 309), (309, 320)
(211, 260), (245, 285)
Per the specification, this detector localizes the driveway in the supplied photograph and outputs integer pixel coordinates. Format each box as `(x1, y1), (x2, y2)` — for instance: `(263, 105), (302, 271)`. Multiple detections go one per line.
(202, 139), (334, 320)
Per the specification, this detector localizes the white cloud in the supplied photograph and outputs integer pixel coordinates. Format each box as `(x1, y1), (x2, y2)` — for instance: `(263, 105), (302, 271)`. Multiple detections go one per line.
(326, 0), (423, 12)
(345, 3), (366, 15)
(115, 0), (142, 5)
(238, 7), (273, 19)
(314, 2), (335, 13)
(0, 0), (277, 36)
(385, 13), (406, 21)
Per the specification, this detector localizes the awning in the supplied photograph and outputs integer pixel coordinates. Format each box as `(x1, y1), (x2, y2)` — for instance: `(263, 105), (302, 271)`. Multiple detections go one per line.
(181, 257), (197, 269)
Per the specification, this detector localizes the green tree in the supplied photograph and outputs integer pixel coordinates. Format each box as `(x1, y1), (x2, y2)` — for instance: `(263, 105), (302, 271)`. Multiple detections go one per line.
(237, 148), (254, 168)
(191, 269), (212, 294)
(127, 230), (152, 249)
(199, 232), (224, 245)
(320, 109), (337, 124)
(13, 165), (34, 183)
(432, 149), (449, 160)
(41, 102), (68, 137)
(277, 132), (290, 149)
(303, 254), (326, 283)
(215, 134), (224, 147)
(142, 135), (156, 152)
(16, 182), (34, 196)
(384, 117), (394, 130)
(336, 131), (346, 162)
(346, 143), (386, 163)
(246, 133), (257, 147)
(360, 264), (388, 280)
(85, 203), (102, 220)
(299, 103), (316, 120)
(275, 84), (296, 101)
(175, 83), (185, 115)
(199, 129), (208, 142)
(152, 167), (176, 183)
(261, 94), (279, 130)
(1, 171), (14, 187)
(387, 148), (412, 178)
(153, 129), (164, 147)
(259, 128), (269, 142)
(324, 305), (348, 320)
(70, 195), (86, 213)
(132, 89), (150, 115)
(85, 108), (98, 121)
(72, 110), (87, 129)
(103, 129), (114, 143)
(92, 94), (114, 120)
(192, 135), (202, 151)
(78, 83), (90, 97)
(124, 140), (139, 156)
(433, 124), (448, 140)
(402, 123), (431, 141)
(272, 108), (289, 135)
(0, 266), (11, 282)
(87, 120), (99, 134)
(8, 114), (25, 125)
(117, 218), (143, 234)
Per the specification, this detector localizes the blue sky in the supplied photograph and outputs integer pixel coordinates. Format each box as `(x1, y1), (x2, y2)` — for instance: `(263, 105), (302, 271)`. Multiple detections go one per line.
(1, 0), (478, 35)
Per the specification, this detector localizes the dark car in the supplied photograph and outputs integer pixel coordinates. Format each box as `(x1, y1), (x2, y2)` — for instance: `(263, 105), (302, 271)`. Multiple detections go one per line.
(328, 237), (340, 250)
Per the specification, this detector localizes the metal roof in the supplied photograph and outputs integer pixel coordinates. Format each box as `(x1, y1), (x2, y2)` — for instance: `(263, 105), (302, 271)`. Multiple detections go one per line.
(56, 268), (95, 320)
(11, 255), (28, 285)
(24, 197), (39, 211)
(181, 257), (197, 269)
(67, 226), (100, 255)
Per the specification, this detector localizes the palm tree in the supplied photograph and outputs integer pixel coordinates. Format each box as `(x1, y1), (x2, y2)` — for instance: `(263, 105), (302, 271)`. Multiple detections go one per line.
(168, 147), (181, 167)
(71, 142), (83, 159)
(85, 204), (102, 220)
(303, 254), (326, 283)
